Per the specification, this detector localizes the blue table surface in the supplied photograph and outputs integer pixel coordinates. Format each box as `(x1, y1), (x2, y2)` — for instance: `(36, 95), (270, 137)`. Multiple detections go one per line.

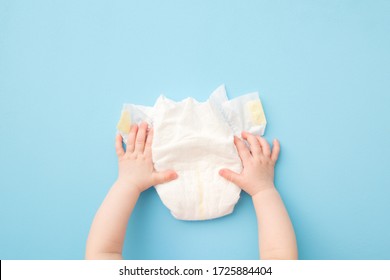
(1, 0), (389, 259)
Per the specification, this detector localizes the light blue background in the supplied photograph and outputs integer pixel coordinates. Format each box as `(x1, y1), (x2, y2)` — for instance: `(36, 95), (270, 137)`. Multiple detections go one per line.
(1, 0), (389, 260)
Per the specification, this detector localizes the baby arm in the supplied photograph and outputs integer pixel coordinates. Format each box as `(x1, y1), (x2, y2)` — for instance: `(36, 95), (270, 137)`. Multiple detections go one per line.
(219, 132), (298, 260)
(85, 123), (177, 259)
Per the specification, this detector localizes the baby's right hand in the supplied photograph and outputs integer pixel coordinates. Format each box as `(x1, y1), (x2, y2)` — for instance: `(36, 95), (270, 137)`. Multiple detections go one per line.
(115, 123), (178, 193)
(219, 132), (280, 196)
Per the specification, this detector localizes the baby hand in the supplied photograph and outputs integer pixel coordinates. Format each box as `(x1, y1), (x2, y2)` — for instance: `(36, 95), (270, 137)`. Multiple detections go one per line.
(219, 132), (280, 196)
(115, 122), (178, 193)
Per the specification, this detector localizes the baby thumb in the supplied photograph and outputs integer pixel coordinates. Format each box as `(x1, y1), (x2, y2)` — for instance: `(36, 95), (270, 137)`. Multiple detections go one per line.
(219, 169), (241, 186)
(153, 170), (178, 185)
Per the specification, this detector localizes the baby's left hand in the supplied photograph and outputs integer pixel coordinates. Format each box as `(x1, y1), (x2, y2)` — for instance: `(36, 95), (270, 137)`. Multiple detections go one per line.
(219, 132), (280, 196)
(115, 122), (178, 193)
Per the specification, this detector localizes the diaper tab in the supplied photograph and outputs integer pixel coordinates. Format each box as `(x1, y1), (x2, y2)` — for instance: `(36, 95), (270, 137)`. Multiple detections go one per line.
(116, 110), (131, 134)
(117, 104), (154, 143)
(221, 91), (267, 136)
(247, 99), (266, 126)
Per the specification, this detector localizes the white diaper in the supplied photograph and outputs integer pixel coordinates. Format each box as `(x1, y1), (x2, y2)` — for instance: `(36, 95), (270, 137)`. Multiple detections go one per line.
(116, 85), (267, 220)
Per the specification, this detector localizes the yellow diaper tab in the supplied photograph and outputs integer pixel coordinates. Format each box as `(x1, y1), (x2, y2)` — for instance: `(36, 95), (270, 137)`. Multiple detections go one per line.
(247, 100), (266, 125)
(116, 111), (131, 133)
